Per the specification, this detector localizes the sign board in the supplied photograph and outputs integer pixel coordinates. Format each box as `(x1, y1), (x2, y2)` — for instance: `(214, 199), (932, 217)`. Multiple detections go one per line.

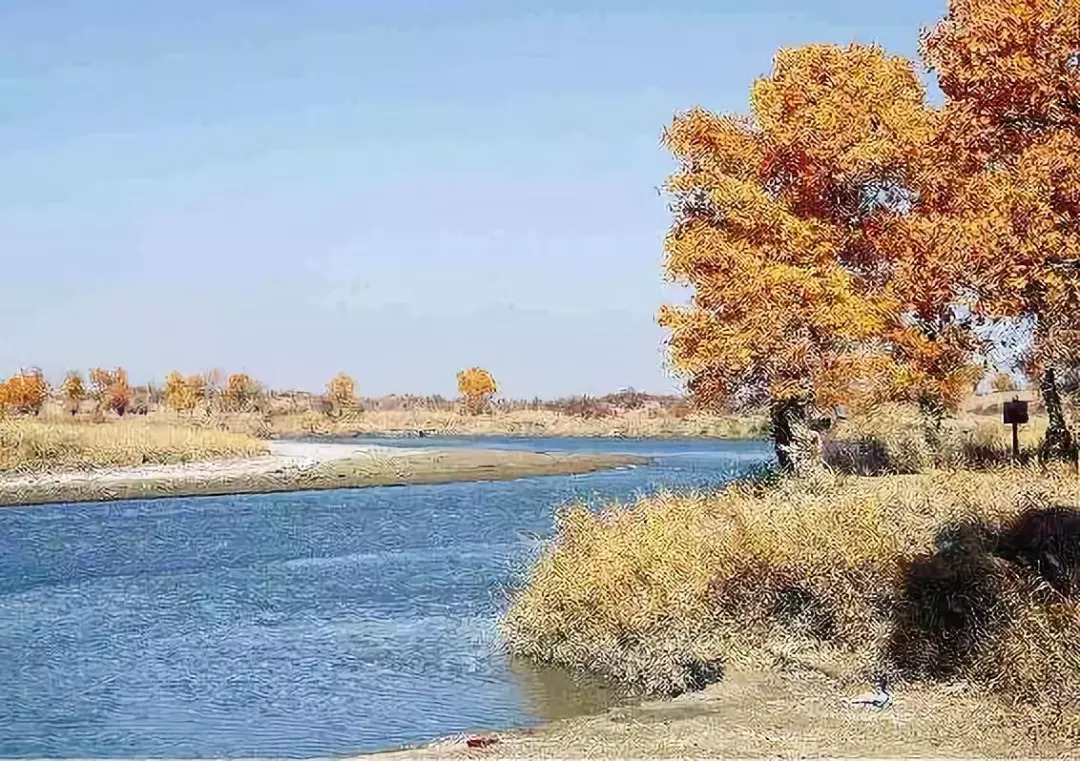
(1003, 399), (1029, 425)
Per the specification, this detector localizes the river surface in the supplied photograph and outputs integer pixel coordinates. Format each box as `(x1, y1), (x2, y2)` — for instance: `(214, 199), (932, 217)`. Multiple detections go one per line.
(0, 436), (771, 759)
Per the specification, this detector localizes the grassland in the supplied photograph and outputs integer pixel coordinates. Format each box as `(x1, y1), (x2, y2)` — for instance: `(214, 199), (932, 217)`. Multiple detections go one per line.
(0, 417), (267, 474)
(260, 407), (770, 440)
(825, 402), (1056, 473)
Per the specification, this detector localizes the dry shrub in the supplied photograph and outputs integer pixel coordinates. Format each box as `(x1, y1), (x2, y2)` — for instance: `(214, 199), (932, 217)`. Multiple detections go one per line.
(826, 404), (1048, 474)
(554, 395), (615, 419)
(0, 418), (267, 473)
(500, 467), (1080, 735)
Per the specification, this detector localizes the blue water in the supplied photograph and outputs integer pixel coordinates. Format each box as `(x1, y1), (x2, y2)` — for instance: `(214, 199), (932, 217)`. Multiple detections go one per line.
(0, 436), (771, 759)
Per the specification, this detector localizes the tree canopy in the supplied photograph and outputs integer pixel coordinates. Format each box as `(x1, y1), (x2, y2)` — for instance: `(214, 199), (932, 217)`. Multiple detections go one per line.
(660, 43), (985, 468)
(662, 2), (1080, 468)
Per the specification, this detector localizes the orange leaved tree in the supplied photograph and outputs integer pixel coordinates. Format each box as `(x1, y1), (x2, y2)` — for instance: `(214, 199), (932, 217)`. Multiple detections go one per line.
(660, 43), (956, 471)
(922, 0), (1080, 460)
(61, 371), (86, 416)
(89, 367), (131, 416)
(163, 371), (197, 415)
(457, 367), (497, 415)
(326, 372), (357, 417)
(224, 373), (260, 411)
(185, 373), (208, 406)
(0, 368), (49, 416)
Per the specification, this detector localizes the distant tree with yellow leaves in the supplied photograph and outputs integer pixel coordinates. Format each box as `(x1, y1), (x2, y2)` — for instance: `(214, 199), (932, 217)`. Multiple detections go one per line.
(0, 368), (49, 416)
(89, 367), (131, 416)
(61, 371), (86, 416)
(224, 373), (260, 411)
(185, 373), (208, 405)
(991, 372), (1017, 393)
(457, 367), (497, 415)
(326, 372), (357, 417)
(163, 371), (197, 415)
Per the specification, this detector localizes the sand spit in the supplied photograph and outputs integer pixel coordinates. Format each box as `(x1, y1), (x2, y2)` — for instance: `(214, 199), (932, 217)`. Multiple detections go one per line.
(0, 440), (647, 507)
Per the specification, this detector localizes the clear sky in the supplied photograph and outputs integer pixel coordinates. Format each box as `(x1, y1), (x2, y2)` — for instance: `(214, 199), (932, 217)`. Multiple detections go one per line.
(1, 0), (948, 398)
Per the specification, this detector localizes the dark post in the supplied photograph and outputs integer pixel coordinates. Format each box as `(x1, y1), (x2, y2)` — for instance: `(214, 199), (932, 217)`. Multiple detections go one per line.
(1003, 396), (1029, 464)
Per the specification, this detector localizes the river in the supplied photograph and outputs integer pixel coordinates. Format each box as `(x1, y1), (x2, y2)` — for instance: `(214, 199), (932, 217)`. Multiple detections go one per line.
(0, 436), (771, 758)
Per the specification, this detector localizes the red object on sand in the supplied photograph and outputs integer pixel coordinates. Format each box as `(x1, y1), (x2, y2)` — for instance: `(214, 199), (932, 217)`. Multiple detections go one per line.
(465, 735), (500, 748)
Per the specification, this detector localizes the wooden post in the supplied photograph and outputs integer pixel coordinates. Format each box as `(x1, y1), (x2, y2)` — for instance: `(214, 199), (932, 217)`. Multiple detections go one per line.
(1003, 397), (1029, 465)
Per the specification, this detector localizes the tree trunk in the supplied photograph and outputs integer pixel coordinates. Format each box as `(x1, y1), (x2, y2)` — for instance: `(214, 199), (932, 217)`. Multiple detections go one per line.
(918, 392), (946, 449)
(770, 397), (818, 474)
(1039, 367), (1075, 463)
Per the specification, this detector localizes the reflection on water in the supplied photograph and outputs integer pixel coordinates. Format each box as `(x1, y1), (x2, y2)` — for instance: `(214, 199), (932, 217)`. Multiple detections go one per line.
(508, 656), (635, 722)
(0, 436), (771, 758)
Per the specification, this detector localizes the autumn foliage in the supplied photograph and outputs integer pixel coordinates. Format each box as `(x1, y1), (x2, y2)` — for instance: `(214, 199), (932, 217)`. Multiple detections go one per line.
(224, 373), (260, 411)
(920, 0), (1080, 460)
(0, 368), (49, 416)
(163, 372), (206, 415)
(89, 368), (131, 416)
(326, 372), (357, 417)
(457, 367), (497, 415)
(659, 2), (1080, 468)
(659, 43), (982, 469)
(61, 371), (86, 416)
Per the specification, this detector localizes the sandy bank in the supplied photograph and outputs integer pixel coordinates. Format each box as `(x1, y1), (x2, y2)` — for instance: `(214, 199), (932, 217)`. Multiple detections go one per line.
(0, 441), (647, 507)
(356, 665), (1068, 759)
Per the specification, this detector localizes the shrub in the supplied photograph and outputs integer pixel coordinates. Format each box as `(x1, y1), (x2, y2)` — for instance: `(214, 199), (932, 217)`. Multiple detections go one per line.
(558, 395), (614, 419)
(824, 404), (1045, 474)
(500, 467), (1080, 732)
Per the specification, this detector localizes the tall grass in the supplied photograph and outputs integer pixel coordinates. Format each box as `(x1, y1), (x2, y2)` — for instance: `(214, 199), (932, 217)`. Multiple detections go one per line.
(266, 408), (770, 439)
(501, 467), (1080, 739)
(826, 403), (1053, 473)
(0, 418), (267, 473)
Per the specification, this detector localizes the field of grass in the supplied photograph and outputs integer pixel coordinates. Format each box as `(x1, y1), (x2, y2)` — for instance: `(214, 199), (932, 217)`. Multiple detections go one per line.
(0, 417), (268, 474)
(823, 402), (1060, 473)
(184, 407), (771, 440)
(262, 405), (773, 436)
(500, 464), (1080, 744)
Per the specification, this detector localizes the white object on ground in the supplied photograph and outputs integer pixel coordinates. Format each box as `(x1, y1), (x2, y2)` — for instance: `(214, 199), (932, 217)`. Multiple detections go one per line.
(848, 687), (892, 710)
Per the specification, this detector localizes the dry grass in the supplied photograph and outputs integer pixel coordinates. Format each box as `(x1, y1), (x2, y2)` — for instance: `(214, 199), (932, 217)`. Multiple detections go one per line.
(500, 466), (1080, 743)
(263, 408), (769, 439)
(826, 403), (1054, 473)
(113, 404), (767, 441)
(0, 418), (267, 474)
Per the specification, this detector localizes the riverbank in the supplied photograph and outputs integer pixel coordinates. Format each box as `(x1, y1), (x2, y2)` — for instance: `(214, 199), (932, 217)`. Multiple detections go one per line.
(0, 440), (647, 507)
(359, 663), (1069, 759)
(360, 660), (1071, 759)
(357, 466), (1080, 759)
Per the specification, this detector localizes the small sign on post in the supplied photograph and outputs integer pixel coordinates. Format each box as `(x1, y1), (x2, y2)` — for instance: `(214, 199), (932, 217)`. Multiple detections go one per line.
(1003, 397), (1029, 463)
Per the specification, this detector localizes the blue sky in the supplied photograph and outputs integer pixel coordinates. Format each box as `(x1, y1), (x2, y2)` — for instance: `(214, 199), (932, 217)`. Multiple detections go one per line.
(1, 0), (947, 397)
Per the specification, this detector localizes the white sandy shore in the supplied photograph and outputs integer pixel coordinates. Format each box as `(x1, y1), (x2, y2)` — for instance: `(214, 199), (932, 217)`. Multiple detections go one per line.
(0, 440), (423, 488)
